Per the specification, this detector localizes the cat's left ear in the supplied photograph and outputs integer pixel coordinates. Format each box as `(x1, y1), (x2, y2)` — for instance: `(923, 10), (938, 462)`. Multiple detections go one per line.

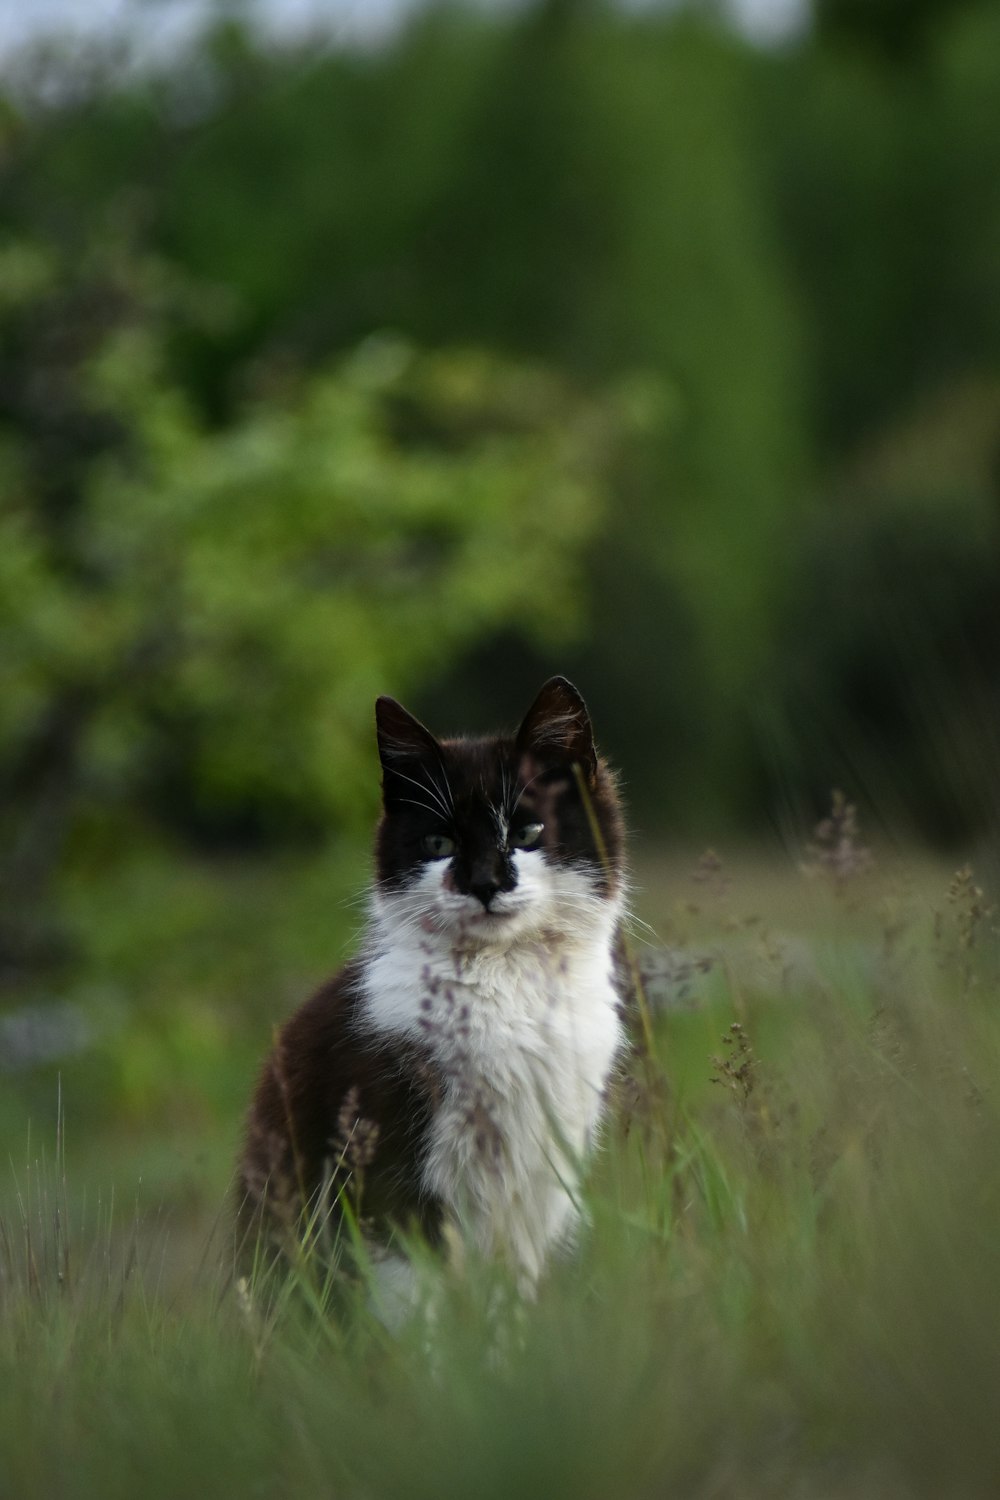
(375, 696), (442, 772)
(516, 676), (597, 780)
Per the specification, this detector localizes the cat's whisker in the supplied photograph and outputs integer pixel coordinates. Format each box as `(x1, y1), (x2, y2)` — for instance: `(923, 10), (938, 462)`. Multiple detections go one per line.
(499, 762), (511, 816)
(542, 897), (595, 918)
(510, 767), (546, 816)
(619, 910), (661, 945)
(396, 795), (451, 821)
(428, 762), (456, 816)
(387, 766), (453, 821)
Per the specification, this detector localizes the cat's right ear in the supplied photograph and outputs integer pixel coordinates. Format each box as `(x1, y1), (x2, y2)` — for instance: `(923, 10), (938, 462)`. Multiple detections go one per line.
(516, 676), (597, 779)
(375, 696), (441, 773)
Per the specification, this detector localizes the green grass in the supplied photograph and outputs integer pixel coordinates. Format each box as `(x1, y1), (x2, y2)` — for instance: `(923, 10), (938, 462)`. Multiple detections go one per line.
(3, 844), (1000, 1498)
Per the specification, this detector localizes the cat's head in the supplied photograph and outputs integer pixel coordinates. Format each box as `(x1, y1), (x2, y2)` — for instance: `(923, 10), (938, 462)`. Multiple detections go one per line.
(372, 677), (624, 948)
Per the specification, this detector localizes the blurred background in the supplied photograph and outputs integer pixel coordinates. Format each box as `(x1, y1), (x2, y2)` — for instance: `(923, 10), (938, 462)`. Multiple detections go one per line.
(2, 0), (999, 1203)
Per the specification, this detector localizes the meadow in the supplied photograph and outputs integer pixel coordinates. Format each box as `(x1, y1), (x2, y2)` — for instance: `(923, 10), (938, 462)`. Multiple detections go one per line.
(3, 5), (1000, 1492)
(3, 812), (999, 1500)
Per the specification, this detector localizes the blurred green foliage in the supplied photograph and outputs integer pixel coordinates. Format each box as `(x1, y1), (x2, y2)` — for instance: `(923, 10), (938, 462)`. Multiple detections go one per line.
(2, 0), (1000, 991)
(0, 231), (622, 975)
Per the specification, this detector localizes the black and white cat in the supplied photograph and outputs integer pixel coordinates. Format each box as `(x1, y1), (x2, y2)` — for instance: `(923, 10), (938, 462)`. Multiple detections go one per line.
(238, 677), (626, 1293)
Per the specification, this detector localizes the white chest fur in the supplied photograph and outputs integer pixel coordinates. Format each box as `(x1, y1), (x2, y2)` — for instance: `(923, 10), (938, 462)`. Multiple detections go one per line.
(360, 893), (624, 1285)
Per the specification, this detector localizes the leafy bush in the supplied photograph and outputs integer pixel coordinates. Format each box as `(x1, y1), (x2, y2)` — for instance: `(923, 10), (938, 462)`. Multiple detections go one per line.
(0, 237), (621, 976)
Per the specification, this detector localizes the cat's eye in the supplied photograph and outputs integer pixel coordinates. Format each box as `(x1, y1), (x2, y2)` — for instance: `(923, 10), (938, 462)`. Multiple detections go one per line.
(509, 822), (544, 851)
(421, 833), (455, 860)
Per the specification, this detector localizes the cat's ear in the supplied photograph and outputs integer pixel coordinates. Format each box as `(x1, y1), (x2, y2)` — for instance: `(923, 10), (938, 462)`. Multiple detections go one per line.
(516, 676), (597, 779)
(375, 696), (441, 772)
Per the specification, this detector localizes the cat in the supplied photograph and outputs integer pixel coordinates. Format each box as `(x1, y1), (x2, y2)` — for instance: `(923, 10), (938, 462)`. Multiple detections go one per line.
(237, 676), (627, 1299)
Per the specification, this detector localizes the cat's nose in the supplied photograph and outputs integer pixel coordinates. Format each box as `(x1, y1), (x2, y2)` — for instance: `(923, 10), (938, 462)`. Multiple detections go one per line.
(470, 880), (501, 910)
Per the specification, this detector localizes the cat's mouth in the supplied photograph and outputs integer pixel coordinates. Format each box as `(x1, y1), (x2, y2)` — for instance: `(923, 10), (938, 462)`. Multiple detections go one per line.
(452, 902), (523, 929)
(448, 905), (525, 945)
